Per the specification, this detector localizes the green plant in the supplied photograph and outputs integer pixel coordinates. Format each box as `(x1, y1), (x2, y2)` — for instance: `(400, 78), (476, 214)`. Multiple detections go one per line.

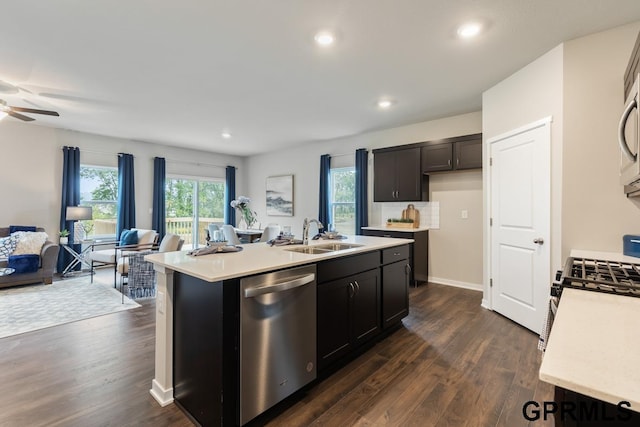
(387, 218), (414, 223)
(59, 229), (70, 237)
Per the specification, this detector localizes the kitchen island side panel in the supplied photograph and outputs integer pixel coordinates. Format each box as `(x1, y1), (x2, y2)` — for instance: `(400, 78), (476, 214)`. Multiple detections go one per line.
(173, 272), (240, 426)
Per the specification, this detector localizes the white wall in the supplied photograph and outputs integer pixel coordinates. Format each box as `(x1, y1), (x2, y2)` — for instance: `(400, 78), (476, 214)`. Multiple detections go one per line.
(482, 44), (564, 307)
(562, 22), (640, 256)
(481, 21), (640, 307)
(0, 121), (245, 240)
(245, 111), (484, 288)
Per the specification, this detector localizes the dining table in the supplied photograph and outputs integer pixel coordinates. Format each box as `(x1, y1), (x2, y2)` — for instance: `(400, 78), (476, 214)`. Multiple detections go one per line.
(234, 228), (263, 243)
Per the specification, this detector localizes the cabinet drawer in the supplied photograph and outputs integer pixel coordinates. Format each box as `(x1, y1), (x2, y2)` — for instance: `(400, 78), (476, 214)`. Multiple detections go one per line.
(317, 251), (379, 283)
(382, 245), (409, 265)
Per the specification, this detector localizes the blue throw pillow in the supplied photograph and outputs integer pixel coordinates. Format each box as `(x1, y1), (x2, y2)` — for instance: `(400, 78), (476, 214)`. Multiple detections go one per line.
(9, 225), (37, 233)
(119, 229), (139, 247)
(8, 254), (39, 274)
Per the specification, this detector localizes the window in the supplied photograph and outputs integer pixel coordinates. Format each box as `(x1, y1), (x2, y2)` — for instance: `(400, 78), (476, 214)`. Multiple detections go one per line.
(329, 167), (356, 235)
(165, 177), (225, 249)
(80, 165), (118, 238)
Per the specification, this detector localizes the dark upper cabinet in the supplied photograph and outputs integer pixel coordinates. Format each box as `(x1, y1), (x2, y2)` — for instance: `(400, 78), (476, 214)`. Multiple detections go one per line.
(373, 147), (424, 202)
(422, 133), (483, 173)
(422, 143), (453, 172)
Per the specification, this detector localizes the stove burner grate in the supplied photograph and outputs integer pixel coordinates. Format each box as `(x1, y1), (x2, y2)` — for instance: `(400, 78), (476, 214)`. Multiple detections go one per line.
(556, 257), (640, 297)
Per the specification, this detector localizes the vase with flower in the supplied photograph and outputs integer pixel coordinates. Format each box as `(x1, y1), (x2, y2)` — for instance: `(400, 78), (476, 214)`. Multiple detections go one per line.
(230, 196), (257, 230)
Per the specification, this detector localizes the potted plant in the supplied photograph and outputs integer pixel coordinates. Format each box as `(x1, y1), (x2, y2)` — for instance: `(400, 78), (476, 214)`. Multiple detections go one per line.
(59, 229), (70, 245)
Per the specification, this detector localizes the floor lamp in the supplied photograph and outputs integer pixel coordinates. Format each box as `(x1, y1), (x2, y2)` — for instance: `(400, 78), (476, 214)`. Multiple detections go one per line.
(66, 206), (93, 243)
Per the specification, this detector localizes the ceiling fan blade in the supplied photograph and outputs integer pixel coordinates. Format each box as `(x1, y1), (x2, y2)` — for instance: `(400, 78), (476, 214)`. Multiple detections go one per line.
(7, 111), (35, 122)
(11, 106), (59, 116)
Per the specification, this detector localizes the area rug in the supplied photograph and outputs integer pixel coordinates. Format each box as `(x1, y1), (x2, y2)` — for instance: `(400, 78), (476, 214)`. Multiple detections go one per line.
(0, 276), (140, 339)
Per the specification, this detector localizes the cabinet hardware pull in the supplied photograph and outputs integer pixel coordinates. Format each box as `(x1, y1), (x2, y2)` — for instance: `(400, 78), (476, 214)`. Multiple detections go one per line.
(354, 280), (360, 295)
(457, 157), (460, 167)
(448, 159), (451, 167)
(393, 252), (401, 256)
(349, 282), (355, 298)
(383, 234), (391, 238)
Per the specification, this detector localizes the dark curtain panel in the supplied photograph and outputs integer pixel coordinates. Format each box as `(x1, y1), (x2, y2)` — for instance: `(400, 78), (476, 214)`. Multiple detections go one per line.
(318, 154), (331, 228)
(225, 166), (236, 225)
(152, 157), (166, 239)
(117, 153), (136, 237)
(355, 148), (369, 235)
(57, 146), (81, 273)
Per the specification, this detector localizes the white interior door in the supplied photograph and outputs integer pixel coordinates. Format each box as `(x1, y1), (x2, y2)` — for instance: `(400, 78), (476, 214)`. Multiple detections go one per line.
(489, 119), (550, 334)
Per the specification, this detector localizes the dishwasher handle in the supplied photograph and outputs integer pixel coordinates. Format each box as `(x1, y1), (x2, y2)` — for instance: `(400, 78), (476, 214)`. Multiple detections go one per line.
(244, 273), (315, 298)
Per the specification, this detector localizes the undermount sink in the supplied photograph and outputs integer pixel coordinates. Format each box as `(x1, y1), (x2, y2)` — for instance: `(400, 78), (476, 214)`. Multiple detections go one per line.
(315, 243), (364, 251)
(284, 246), (333, 254)
(284, 243), (364, 255)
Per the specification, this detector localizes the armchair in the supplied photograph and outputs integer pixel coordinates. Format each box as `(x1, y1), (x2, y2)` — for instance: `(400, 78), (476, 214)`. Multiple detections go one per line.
(118, 233), (184, 301)
(88, 228), (158, 286)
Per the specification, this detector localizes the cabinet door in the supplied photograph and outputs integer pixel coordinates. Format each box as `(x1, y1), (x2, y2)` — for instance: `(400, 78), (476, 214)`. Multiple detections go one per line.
(422, 143), (453, 173)
(455, 139), (482, 170)
(373, 150), (398, 202)
(382, 261), (409, 329)
(394, 147), (422, 201)
(351, 269), (380, 346)
(317, 278), (352, 369)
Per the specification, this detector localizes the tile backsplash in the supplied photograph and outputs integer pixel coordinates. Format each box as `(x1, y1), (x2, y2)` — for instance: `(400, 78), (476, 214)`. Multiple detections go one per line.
(379, 201), (439, 229)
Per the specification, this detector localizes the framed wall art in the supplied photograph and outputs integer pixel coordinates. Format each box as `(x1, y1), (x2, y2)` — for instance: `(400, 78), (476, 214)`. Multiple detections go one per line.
(266, 175), (293, 216)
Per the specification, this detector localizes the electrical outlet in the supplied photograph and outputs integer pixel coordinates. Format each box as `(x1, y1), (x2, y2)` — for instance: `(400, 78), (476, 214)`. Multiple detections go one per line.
(461, 210), (468, 219)
(157, 291), (165, 314)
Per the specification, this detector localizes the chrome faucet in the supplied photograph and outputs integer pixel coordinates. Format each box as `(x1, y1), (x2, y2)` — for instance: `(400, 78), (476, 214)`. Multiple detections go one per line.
(302, 218), (323, 245)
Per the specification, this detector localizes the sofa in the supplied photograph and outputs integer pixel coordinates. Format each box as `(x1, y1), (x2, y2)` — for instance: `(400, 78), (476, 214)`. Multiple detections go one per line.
(0, 227), (60, 289)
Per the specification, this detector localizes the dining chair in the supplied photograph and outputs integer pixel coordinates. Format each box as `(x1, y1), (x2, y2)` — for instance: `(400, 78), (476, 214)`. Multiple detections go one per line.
(221, 224), (242, 245)
(208, 224), (220, 239)
(258, 225), (281, 243)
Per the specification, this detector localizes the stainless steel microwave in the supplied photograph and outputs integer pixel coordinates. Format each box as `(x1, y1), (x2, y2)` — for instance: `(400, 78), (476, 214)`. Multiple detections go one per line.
(620, 73), (640, 192)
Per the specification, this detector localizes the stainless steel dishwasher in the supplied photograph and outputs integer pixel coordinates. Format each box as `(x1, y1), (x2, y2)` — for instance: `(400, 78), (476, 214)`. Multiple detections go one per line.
(240, 264), (317, 425)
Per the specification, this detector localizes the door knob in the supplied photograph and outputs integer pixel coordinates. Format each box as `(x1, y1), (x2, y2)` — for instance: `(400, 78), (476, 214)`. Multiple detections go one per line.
(533, 238), (544, 245)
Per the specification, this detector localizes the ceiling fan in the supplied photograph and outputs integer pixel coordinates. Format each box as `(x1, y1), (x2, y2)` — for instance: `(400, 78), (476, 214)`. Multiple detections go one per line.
(0, 99), (60, 122)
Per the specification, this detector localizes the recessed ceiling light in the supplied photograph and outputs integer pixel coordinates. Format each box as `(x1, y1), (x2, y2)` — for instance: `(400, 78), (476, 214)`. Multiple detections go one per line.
(314, 31), (336, 47)
(221, 131), (232, 139)
(457, 22), (482, 39)
(377, 99), (394, 109)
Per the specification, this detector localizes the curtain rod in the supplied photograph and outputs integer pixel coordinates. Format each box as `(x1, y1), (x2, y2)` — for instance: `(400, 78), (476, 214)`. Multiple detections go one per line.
(165, 159), (231, 170)
(61, 147), (234, 169)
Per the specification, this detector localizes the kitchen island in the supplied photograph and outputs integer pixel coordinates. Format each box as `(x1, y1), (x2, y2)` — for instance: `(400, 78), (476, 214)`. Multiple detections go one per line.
(145, 235), (413, 426)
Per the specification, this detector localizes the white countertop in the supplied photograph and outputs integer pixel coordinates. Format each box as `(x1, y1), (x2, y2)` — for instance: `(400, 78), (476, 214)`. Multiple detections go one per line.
(145, 235), (413, 282)
(362, 226), (429, 233)
(539, 288), (640, 409)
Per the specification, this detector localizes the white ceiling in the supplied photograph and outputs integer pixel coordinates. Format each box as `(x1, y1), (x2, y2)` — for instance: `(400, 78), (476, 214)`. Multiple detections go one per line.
(1, 1), (640, 156)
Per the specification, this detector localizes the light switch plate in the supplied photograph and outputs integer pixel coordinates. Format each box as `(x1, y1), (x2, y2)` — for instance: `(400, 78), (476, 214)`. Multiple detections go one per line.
(461, 210), (468, 219)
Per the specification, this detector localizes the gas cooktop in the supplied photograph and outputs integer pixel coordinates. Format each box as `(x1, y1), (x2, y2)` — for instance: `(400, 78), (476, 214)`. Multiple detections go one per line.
(553, 256), (640, 297)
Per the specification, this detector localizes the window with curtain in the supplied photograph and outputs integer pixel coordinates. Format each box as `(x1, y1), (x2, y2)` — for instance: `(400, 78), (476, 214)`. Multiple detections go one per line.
(80, 165), (118, 238)
(329, 167), (356, 235)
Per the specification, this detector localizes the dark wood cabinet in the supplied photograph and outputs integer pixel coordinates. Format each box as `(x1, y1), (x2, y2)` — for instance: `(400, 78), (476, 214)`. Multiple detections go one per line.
(422, 143), (453, 172)
(455, 138), (483, 170)
(373, 147), (425, 202)
(381, 246), (410, 329)
(317, 268), (380, 371)
(422, 133), (482, 173)
(362, 228), (428, 285)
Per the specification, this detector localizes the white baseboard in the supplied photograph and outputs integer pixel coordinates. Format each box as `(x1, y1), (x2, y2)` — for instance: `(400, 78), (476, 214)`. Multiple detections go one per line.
(481, 298), (492, 310)
(428, 276), (483, 292)
(150, 379), (174, 407)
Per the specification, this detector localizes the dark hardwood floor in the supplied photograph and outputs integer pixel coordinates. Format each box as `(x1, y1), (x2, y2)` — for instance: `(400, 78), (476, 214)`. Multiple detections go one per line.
(0, 277), (554, 427)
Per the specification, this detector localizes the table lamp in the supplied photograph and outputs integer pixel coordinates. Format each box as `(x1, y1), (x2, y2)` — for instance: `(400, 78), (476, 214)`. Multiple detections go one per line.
(66, 206), (93, 243)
